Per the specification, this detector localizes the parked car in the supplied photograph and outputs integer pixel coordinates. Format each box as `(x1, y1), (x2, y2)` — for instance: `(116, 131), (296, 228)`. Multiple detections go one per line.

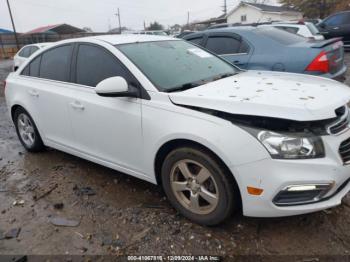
(133, 30), (168, 36)
(305, 18), (323, 26)
(5, 35), (350, 225)
(175, 31), (197, 38)
(318, 11), (350, 50)
(260, 21), (325, 40)
(13, 43), (51, 71)
(184, 27), (346, 81)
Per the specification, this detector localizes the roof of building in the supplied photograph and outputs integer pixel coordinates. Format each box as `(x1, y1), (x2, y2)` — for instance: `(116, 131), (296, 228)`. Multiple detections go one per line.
(25, 23), (85, 34)
(226, 2), (300, 18)
(246, 2), (299, 13)
(0, 28), (13, 34)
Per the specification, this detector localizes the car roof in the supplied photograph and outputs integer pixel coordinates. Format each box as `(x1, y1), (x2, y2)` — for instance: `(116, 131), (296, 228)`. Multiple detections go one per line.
(21, 42), (51, 49)
(184, 26), (256, 39)
(79, 34), (178, 45)
(268, 23), (304, 27)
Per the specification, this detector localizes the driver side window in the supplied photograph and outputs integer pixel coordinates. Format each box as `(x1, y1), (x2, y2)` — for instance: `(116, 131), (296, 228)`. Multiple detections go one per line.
(325, 13), (347, 26)
(75, 44), (132, 87)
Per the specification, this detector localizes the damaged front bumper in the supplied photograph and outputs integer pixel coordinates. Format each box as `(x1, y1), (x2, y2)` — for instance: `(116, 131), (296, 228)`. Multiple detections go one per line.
(231, 128), (350, 218)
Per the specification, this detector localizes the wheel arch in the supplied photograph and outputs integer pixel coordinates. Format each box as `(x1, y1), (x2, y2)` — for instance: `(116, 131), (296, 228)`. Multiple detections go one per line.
(154, 138), (242, 207)
(11, 104), (23, 121)
(10, 104), (45, 141)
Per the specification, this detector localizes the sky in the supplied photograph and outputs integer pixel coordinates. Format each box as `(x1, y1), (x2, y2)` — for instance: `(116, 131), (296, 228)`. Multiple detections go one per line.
(0, 0), (278, 33)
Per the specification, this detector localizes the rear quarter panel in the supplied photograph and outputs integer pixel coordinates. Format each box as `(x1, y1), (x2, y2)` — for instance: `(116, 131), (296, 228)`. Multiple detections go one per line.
(247, 33), (319, 74)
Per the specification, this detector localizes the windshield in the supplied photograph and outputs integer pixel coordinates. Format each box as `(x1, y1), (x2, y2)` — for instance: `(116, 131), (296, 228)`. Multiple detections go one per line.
(256, 27), (306, 45)
(116, 40), (237, 92)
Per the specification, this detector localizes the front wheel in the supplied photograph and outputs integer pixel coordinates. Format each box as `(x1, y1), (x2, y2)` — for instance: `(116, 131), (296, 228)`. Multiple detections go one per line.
(161, 147), (239, 225)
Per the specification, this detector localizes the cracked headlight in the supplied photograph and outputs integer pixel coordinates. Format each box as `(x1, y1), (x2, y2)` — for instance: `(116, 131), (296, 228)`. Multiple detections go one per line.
(244, 128), (325, 159)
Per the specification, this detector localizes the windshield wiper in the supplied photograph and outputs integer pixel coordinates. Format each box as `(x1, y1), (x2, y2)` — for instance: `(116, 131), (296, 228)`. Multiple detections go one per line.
(214, 72), (237, 80)
(165, 72), (237, 93)
(166, 82), (201, 93)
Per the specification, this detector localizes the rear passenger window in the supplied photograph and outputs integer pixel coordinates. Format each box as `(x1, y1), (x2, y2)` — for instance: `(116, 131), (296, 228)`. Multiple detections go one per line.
(21, 55), (41, 77)
(275, 26), (299, 34)
(29, 46), (39, 56)
(239, 41), (250, 53)
(28, 56), (41, 77)
(39, 45), (73, 82)
(76, 44), (130, 87)
(18, 47), (31, 58)
(206, 37), (241, 55)
(188, 37), (203, 45)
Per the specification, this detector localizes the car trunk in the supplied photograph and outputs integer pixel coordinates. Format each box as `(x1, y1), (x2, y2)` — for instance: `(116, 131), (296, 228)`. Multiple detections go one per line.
(312, 38), (345, 75)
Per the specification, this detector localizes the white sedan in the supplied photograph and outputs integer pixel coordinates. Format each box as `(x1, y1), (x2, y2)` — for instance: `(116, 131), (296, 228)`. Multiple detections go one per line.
(13, 43), (51, 71)
(260, 22), (325, 40)
(5, 35), (350, 225)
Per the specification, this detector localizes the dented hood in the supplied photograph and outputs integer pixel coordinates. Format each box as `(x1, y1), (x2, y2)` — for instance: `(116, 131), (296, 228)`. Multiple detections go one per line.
(169, 71), (350, 121)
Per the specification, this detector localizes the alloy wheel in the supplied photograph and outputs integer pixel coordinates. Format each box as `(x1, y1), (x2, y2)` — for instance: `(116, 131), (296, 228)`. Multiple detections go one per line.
(17, 113), (36, 147)
(170, 159), (219, 215)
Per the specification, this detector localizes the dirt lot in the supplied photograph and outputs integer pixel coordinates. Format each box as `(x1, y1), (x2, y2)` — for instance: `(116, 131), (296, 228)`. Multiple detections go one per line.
(1, 55), (350, 260)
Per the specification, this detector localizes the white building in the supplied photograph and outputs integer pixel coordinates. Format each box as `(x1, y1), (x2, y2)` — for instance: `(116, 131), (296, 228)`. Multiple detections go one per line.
(226, 2), (303, 24)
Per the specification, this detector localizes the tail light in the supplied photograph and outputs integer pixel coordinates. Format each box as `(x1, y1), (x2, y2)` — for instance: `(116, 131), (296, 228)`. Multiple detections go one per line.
(306, 51), (330, 73)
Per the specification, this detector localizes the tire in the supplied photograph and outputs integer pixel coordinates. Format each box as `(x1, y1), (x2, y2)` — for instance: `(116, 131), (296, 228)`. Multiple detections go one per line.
(161, 147), (239, 226)
(13, 107), (45, 152)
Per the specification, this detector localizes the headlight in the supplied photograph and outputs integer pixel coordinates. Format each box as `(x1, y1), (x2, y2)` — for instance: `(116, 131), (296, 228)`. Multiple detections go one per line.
(244, 128), (325, 159)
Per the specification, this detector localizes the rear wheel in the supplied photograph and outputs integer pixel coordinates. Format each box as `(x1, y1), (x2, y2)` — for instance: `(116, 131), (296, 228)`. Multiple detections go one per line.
(14, 108), (45, 152)
(161, 147), (238, 225)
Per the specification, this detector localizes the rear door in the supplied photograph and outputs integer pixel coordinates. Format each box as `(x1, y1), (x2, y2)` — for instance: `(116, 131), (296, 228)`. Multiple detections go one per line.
(202, 32), (252, 69)
(20, 44), (75, 146)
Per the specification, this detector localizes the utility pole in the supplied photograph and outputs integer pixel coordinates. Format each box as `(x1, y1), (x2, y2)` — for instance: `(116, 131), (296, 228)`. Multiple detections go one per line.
(115, 8), (122, 34)
(222, 0), (227, 15)
(187, 11), (190, 27)
(6, 0), (19, 49)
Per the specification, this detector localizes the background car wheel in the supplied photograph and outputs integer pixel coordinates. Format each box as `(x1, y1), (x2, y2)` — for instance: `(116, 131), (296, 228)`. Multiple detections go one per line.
(14, 107), (45, 152)
(161, 147), (239, 226)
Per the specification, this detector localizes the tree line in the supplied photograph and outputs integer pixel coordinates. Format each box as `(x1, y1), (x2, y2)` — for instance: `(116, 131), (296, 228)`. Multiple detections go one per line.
(280, 0), (350, 18)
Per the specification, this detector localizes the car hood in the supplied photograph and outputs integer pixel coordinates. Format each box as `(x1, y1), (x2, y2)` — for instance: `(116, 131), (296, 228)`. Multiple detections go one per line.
(169, 71), (350, 121)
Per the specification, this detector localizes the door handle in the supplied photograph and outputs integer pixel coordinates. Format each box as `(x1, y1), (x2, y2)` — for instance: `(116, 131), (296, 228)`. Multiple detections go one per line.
(70, 101), (85, 110)
(28, 89), (39, 97)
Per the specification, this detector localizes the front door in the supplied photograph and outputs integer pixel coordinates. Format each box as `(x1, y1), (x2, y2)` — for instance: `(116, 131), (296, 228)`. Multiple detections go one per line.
(67, 43), (144, 173)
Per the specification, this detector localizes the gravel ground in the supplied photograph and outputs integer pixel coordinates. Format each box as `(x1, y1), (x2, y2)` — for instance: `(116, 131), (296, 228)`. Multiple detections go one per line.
(1, 55), (350, 260)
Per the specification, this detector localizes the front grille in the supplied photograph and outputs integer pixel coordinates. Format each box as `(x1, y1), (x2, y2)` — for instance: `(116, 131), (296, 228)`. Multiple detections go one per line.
(328, 106), (349, 135)
(339, 137), (350, 164)
(330, 117), (349, 134)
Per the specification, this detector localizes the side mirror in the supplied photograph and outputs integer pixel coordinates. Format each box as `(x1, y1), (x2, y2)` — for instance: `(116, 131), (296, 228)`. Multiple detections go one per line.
(95, 76), (138, 98)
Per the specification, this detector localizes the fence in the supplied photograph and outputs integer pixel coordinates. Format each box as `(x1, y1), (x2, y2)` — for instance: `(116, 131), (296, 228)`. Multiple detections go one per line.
(0, 32), (115, 59)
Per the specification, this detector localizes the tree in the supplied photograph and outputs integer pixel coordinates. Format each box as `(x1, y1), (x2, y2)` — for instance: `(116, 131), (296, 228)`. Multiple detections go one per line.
(334, 1), (350, 12)
(147, 21), (164, 30)
(279, 0), (349, 18)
